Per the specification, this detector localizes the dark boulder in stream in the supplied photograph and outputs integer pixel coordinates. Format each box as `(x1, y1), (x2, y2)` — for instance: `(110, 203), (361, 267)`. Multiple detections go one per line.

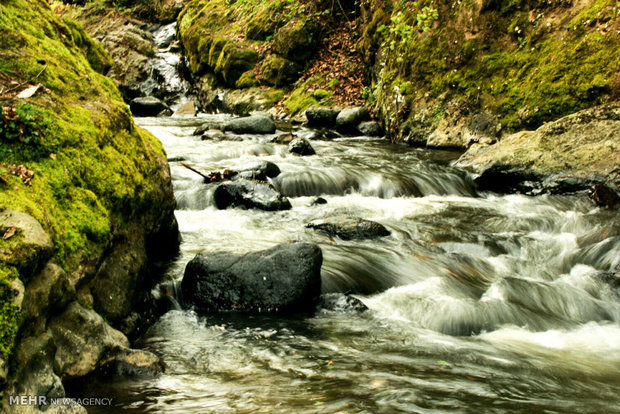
(289, 137), (316, 156)
(214, 180), (292, 211)
(223, 115), (276, 134)
(305, 108), (340, 128)
(358, 121), (384, 137)
(181, 243), (323, 313)
(307, 216), (390, 240)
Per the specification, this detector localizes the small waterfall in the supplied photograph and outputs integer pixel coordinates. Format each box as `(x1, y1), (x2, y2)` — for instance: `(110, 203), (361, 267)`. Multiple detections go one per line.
(139, 22), (194, 108)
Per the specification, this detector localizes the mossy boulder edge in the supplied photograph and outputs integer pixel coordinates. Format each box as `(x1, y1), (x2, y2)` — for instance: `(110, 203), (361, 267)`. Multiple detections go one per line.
(0, 0), (179, 404)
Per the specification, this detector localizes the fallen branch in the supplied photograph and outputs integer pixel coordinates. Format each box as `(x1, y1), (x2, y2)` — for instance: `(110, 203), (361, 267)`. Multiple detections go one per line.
(181, 162), (210, 181)
(181, 162), (236, 183)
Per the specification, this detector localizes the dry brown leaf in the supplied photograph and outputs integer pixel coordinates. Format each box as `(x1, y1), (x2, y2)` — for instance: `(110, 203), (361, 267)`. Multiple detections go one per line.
(6, 164), (35, 186)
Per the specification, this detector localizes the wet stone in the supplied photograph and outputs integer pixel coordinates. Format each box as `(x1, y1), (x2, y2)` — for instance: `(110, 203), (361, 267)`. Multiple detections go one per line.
(305, 108), (340, 128)
(223, 115), (276, 134)
(307, 216), (390, 240)
(181, 243), (323, 313)
(213, 181), (292, 211)
(289, 137), (316, 156)
(357, 121), (384, 137)
(130, 96), (170, 117)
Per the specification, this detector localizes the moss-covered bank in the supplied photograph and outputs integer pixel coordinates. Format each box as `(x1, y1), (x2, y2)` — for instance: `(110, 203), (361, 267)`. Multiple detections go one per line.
(176, 0), (360, 115)
(359, 0), (619, 145)
(0, 0), (177, 387)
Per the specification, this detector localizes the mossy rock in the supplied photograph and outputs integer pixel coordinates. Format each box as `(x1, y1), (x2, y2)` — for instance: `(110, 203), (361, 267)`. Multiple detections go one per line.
(0, 266), (19, 359)
(0, 210), (53, 280)
(236, 71), (259, 89)
(0, 0), (177, 357)
(285, 85), (334, 116)
(215, 43), (260, 86)
(362, 0), (619, 139)
(245, 2), (287, 40)
(220, 87), (285, 115)
(178, 0), (230, 73)
(207, 37), (228, 68)
(261, 55), (302, 87)
(63, 18), (113, 74)
(273, 20), (320, 63)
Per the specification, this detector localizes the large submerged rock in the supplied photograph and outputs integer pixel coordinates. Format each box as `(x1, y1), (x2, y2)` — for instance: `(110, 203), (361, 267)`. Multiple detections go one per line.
(214, 181), (292, 211)
(307, 216), (391, 240)
(181, 243), (323, 312)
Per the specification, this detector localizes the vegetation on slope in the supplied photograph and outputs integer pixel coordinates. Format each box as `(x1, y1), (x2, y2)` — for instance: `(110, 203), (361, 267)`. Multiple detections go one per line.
(359, 0), (619, 139)
(177, 0), (365, 114)
(0, 0), (172, 360)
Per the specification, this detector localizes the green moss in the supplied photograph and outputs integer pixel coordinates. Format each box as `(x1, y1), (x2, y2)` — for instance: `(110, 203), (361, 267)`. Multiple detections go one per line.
(236, 71), (258, 88)
(311, 89), (332, 100)
(215, 43), (260, 86)
(178, 0), (232, 75)
(272, 19), (319, 63)
(62, 18), (113, 74)
(0, 266), (19, 359)
(284, 77), (334, 115)
(370, 0), (619, 132)
(245, 1), (287, 40)
(0, 0), (170, 358)
(260, 55), (301, 87)
(262, 87), (286, 103)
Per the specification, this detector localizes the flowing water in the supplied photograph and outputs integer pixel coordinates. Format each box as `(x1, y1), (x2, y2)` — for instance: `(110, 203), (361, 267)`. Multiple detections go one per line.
(72, 114), (620, 413)
(139, 23), (193, 108)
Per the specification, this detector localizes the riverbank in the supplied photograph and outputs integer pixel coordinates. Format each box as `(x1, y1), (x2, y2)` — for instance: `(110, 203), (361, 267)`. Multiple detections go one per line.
(0, 0), (178, 408)
(67, 0), (619, 197)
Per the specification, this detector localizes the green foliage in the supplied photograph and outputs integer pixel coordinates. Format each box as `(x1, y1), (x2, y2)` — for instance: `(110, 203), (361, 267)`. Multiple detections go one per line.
(0, 0), (172, 359)
(363, 0), (618, 134)
(362, 86), (372, 100)
(0, 102), (43, 145)
(416, 6), (439, 31)
(377, 2), (438, 66)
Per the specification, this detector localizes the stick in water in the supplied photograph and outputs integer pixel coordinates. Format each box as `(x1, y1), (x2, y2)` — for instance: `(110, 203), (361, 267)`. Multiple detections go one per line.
(181, 162), (210, 182)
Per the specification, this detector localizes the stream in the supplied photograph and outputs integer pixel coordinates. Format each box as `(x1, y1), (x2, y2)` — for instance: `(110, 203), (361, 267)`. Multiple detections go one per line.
(71, 114), (620, 413)
(70, 22), (620, 413)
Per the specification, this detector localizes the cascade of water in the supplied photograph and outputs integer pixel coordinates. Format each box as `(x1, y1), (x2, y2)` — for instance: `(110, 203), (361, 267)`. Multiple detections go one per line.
(65, 114), (620, 412)
(138, 22), (194, 109)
